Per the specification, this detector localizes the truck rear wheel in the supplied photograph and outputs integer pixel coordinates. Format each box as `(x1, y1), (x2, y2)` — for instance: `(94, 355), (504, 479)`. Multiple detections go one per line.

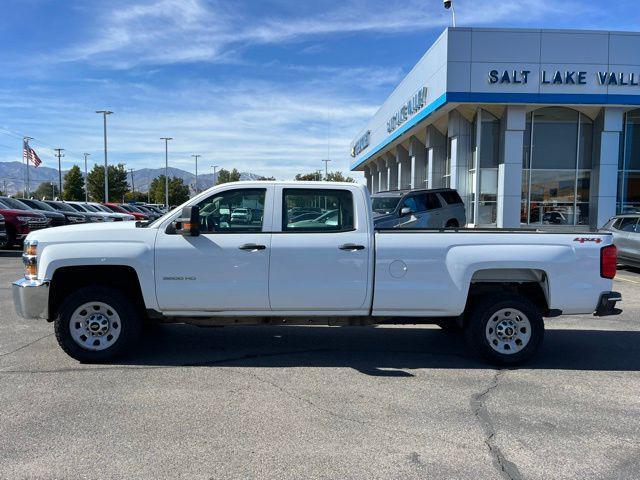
(54, 285), (141, 363)
(465, 294), (544, 365)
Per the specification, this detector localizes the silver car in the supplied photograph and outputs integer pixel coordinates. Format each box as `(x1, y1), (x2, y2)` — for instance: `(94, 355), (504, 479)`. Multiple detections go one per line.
(601, 214), (640, 268)
(371, 188), (466, 229)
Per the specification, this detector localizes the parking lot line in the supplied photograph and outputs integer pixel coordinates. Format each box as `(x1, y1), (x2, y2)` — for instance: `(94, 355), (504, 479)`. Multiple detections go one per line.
(615, 275), (640, 285)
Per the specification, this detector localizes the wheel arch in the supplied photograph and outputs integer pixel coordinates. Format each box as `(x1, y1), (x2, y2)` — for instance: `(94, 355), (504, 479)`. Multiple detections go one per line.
(49, 265), (146, 321)
(464, 268), (551, 319)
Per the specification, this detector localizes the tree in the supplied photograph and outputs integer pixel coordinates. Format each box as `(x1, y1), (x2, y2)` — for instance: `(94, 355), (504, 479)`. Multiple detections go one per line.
(86, 164), (129, 202)
(148, 175), (190, 207)
(124, 190), (148, 203)
(295, 171), (355, 182)
(325, 171), (355, 183)
(63, 165), (86, 201)
(295, 172), (322, 181)
(216, 168), (241, 185)
(33, 182), (59, 200)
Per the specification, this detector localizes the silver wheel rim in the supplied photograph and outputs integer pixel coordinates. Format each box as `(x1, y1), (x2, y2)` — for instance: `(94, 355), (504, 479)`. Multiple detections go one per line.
(69, 302), (122, 351)
(485, 307), (531, 355)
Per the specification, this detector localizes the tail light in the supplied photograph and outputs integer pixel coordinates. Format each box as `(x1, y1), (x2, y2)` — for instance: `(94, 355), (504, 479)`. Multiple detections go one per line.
(600, 245), (617, 279)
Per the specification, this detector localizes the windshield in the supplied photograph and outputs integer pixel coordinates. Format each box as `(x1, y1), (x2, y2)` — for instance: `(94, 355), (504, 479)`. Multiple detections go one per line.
(371, 196), (401, 214)
(0, 197), (30, 210)
(23, 199), (56, 211)
(49, 201), (79, 213)
(82, 204), (100, 212)
(92, 204), (111, 212)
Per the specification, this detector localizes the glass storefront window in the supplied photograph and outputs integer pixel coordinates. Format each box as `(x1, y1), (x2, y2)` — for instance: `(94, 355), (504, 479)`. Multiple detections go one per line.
(522, 108), (593, 226)
(618, 110), (640, 214)
(531, 108), (579, 170)
(469, 109), (500, 225)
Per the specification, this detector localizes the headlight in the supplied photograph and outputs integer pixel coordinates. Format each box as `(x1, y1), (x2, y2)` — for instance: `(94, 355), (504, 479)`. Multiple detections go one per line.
(23, 240), (38, 279)
(69, 216), (85, 223)
(17, 216), (34, 223)
(93, 216), (104, 222)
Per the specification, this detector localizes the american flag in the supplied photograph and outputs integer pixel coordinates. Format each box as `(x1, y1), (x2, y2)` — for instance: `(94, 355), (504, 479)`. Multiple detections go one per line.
(22, 141), (42, 167)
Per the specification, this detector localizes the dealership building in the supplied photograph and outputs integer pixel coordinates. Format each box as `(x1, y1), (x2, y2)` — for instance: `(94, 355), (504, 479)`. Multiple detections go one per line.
(350, 28), (640, 228)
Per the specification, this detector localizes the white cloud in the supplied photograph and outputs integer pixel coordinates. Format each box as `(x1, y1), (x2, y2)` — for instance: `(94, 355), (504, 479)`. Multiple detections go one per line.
(54, 0), (599, 68)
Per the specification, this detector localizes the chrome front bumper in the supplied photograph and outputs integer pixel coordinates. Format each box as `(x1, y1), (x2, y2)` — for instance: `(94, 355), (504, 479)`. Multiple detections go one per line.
(12, 278), (50, 320)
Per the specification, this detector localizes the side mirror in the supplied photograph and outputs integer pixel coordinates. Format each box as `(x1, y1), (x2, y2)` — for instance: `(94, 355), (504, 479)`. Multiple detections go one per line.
(400, 206), (413, 217)
(177, 205), (200, 236)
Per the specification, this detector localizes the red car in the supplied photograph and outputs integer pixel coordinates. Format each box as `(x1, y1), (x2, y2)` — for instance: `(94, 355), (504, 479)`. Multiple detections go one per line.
(103, 203), (148, 221)
(0, 204), (50, 248)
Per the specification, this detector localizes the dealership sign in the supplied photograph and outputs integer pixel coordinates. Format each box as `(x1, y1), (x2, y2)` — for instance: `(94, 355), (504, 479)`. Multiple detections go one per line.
(488, 69), (640, 86)
(386, 86), (428, 133)
(350, 130), (371, 158)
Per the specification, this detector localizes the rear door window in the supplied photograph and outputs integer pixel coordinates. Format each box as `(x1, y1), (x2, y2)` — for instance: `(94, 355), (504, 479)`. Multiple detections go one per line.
(425, 193), (442, 210)
(439, 190), (463, 205)
(283, 189), (354, 232)
(618, 217), (639, 232)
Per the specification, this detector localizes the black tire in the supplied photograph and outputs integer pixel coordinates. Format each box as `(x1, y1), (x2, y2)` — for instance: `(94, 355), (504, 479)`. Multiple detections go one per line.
(54, 285), (141, 363)
(445, 220), (459, 228)
(464, 294), (544, 366)
(436, 320), (462, 332)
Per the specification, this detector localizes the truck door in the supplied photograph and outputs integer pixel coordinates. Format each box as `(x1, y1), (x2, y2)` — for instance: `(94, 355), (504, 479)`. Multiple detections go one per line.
(268, 186), (371, 312)
(154, 186), (273, 312)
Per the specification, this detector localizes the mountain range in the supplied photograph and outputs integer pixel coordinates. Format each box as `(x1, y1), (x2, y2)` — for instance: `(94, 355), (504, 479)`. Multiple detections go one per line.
(0, 161), (264, 195)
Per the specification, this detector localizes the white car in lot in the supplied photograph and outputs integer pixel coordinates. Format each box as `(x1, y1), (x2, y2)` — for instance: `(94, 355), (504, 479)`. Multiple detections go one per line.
(87, 202), (135, 221)
(230, 207), (252, 224)
(12, 181), (621, 365)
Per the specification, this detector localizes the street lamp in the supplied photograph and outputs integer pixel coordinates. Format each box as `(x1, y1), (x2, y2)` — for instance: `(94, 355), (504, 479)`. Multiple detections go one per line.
(211, 164), (219, 187)
(160, 137), (173, 208)
(322, 159), (331, 180)
(96, 110), (113, 202)
(191, 154), (201, 195)
(83, 153), (90, 202)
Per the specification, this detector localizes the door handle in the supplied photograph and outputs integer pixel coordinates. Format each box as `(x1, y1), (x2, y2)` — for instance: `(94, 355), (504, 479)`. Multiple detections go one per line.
(239, 243), (266, 251)
(339, 243), (365, 251)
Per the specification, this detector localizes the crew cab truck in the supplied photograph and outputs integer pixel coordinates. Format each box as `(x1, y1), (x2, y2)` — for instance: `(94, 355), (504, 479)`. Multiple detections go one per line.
(12, 182), (621, 365)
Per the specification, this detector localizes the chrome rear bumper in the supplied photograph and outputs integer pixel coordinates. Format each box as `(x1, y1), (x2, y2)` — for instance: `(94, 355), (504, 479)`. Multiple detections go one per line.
(12, 278), (50, 320)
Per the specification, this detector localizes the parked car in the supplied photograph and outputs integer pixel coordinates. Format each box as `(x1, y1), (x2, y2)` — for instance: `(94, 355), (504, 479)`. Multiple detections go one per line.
(371, 188), (466, 229)
(0, 214), (7, 247)
(13, 181), (620, 366)
(0, 202), (49, 248)
(118, 203), (151, 220)
(86, 202), (135, 221)
(230, 207), (252, 224)
(132, 204), (161, 220)
(601, 214), (640, 268)
(0, 196), (66, 228)
(45, 200), (104, 223)
(20, 198), (86, 225)
(66, 201), (119, 222)
(103, 203), (147, 221)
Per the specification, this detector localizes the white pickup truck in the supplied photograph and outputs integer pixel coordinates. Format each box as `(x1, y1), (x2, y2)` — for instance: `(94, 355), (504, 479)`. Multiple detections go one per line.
(12, 181), (621, 365)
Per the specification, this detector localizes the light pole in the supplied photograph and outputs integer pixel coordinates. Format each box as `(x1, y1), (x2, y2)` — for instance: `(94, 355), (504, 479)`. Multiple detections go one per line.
(129, 168), (135, 195)
(50, 182), (54, 200)
(83, 153), (90, 202)
(54, 148), (65, 198)
(321, 159), (331, 180)
(160, 137), (172, 208)
(191, 154), (201, 195)
(96, 110), (113, 202)
(444, 0), (456, 27)
(211, 164), (219, 187)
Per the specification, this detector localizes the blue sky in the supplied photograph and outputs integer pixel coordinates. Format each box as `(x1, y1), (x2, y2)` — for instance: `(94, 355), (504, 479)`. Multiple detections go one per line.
(0, 0), (639, 180)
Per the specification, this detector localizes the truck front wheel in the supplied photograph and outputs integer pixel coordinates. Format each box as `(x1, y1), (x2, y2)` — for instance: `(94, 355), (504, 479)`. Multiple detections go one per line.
(54, 285), (141, 363)
(465, 294), (544, 365)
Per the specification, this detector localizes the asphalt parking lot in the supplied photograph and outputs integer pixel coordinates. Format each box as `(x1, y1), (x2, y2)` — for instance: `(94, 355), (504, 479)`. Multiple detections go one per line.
(1, 257), (639, 480)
